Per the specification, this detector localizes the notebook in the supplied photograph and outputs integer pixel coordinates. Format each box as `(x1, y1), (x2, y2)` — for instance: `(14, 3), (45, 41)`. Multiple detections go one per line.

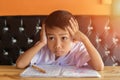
(20, 65), (101, 78)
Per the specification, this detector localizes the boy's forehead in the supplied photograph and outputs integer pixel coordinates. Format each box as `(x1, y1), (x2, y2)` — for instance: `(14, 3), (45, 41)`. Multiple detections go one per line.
(46, 27), (69, 35)
(46, 26), (64, 32)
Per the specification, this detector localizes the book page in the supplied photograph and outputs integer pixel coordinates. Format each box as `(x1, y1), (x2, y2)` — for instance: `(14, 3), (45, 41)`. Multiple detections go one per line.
(61, 66), (101, 77)
(20, 65), (62, 77)
(20, 65), (101, 77)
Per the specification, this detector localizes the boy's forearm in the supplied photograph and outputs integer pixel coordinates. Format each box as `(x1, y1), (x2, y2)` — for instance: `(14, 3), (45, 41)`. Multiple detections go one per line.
(78, 32), (104, 70)
(16, 41), (45, 68)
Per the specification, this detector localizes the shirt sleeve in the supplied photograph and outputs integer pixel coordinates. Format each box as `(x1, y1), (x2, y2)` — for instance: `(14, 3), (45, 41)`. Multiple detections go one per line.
(30, 45), (49, 65)
(30, 45), (46, 65)
(74, 42), (91, 67)
(30, 51), (41, 65)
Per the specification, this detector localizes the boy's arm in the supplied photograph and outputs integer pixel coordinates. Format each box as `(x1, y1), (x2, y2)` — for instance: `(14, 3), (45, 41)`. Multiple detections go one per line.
(16, 24), (47, 69)
(16, 41), (45, 69)
(67, 18), (104, 71)
(76, 31), (104, 71)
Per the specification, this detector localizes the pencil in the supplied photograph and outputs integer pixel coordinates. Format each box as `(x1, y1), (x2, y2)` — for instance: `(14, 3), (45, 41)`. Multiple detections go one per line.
(32, 65), (46, 73)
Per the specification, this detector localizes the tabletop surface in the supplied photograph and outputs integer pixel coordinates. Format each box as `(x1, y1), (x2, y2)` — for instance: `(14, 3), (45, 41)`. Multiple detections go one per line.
(0, 66), (120, 80)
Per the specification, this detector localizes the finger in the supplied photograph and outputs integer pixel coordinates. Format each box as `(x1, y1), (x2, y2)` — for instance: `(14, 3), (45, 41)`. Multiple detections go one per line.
(42, 24), (45, 33)
(42, 24), (46, 38)
(40, 24), (45, 40)
(70, 18), (79, 30)
(40, 25), (43, 37)
(74, 19), (79, 30)
(69, 18), (79, 32)
(69, 19), (76, 32)
(66, 27), (74, 37)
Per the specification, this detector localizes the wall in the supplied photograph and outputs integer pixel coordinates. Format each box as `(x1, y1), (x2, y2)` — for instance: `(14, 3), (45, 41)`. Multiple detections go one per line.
(0, 0), (111, 16)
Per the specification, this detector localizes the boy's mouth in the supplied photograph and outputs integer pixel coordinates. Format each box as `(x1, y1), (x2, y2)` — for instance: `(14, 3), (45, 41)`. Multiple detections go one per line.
(54, 50), (64, 55)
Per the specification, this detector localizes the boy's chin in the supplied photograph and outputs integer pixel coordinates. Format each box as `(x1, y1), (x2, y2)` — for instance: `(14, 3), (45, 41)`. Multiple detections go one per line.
(55, 52), (68, 57)
(54, 54), (62, 57)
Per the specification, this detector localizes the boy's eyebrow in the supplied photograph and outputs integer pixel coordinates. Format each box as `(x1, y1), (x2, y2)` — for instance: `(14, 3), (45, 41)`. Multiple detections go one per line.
(46, 33), (53, 35)
(47, 33), (68, 36)
(59, 33), (68, 36)
(46, 33), (55, 36)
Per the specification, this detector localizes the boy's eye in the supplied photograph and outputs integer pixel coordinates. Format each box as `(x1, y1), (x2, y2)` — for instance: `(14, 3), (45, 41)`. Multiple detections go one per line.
(48, 37), (55, 40)
(61, 37), (68, 40)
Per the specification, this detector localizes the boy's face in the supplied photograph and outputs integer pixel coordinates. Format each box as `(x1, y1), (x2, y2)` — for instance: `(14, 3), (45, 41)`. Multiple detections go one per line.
(46, 26), (73, 57)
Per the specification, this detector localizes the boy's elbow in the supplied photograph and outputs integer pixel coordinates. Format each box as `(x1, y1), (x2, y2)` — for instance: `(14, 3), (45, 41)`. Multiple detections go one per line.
(95, 64), (104, 71)
(16, 62), (27, 69)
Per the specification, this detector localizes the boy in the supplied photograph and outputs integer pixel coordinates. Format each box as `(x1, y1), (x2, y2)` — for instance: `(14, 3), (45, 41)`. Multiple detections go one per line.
(16, 10), (104, 71)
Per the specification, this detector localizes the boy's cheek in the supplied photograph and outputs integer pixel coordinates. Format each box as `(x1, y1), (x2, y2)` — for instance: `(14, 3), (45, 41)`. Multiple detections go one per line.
(47, 42), (54, 50)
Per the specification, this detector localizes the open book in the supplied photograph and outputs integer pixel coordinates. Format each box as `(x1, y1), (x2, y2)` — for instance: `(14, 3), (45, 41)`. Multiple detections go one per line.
(20, 65), (101, 78)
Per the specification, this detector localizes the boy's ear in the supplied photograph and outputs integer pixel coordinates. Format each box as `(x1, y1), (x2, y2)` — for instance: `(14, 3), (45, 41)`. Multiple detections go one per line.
(72, 38), (76, 42)
(72, 39), (75, 42)
(72, 37), (79, 42)
(73, 40), (79, 43)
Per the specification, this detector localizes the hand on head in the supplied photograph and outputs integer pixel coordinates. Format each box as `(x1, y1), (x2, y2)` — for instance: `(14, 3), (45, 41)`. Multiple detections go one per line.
(39, 24), (47, 45)
(66, 18), (86, 42)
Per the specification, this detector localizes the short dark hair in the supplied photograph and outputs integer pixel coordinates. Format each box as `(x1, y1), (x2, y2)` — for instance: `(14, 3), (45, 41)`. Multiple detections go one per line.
(44, 10), (75, 30)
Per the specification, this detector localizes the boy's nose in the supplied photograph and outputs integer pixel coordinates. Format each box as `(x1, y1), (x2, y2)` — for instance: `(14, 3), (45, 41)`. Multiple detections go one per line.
(55, 40), (62, 49)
